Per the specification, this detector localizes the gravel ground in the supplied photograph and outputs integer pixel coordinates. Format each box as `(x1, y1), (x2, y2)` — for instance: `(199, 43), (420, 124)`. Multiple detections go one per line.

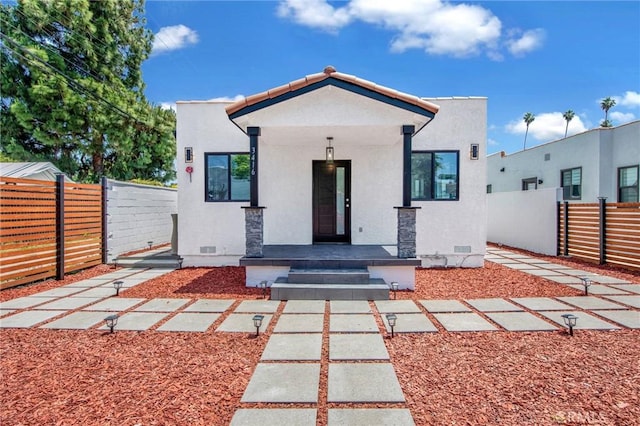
(1, 253), (639, 425)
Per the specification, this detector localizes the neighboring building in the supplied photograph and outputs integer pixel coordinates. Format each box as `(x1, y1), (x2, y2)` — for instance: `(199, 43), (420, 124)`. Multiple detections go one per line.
(487, 121), (640, 203)
(176, 67), (487, 291)
(0, 162), (73, 182)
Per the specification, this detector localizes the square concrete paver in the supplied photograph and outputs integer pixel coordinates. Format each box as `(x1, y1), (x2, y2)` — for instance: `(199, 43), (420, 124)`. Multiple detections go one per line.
(328, 409), (415, 426)
(231, 409), (317, 426)
(330, 333), (389, 360)
(70, 287), (119, 298)
(433, 313), (498, 332)
(183, 299), (234, 313)
(588, 276), (631, 285)
(63, 279), (111, 288)
(540, 264), (571, 270)
(241, 363), (320, 403)
(328, 363), (405, 403)
(282, 300), (326, 314)
(374, 300), (421, 313)
(502, 263), (540, 270)
(381, 313), (437, 333)
(234, 300), (280, 313)
(601, 295), (640, 309)
(216, 314), (273, 333)
(485, 312), (557, 331)
(466, 298), (523, 312)
(273, 314), (324, 333)
(520, 269), (566, 277)
(41, 311), (108, 330)
(420, 300), (471, 313)
(330, 300), (372, 314)
(34, 297), (102, 311)
(487, 258), (520, 264)
(98, 312), (169, 331)
(82, 298), (145, 311)
(330, 314), (378, 332)
(568, 285), (630, 295)
(611, 285), (640, 294)
(0, 309), (16, 317)
(156, 313), (220, 332)
(30, 287), (85, 298)
(556, 296), (626, 310)
(0, 310), (63, 328)
(511, 297), (576, 311)
(538, 311), (620, 330)
(595, 310), (640, 329)
(261, 334), (322, 361)
(544, 276), (585, 284)
(0, 296), (57, 310)
(134, 298), (191, 312)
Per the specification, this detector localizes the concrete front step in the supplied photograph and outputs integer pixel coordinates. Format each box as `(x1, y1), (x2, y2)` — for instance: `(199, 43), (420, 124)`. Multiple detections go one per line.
(288, 268), (370, 284)
(271, 283), (390, 301)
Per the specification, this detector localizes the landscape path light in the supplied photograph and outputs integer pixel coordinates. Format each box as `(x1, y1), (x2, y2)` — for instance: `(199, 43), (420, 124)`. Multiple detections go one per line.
(104, 314), (119, 334)
(259, 280), (268, 299)
(386, 313), (397, 338)
(252, 314), (264, 337)
(113, 280), (123, 296)
(148, 241), (153, 250)
(561, 313), (578, 336)
(580, 276), (592, 295)
(390, 282), (399, 299)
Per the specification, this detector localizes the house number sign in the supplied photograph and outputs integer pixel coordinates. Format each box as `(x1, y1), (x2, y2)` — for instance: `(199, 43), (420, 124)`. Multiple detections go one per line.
(250, 146), (257, 176)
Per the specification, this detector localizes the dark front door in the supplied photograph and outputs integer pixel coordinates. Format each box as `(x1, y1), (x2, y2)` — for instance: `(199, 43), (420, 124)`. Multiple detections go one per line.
(313, 160), (351, 243)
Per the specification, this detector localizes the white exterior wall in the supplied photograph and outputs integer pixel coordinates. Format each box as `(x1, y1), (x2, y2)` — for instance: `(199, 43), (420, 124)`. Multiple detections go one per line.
(177, 96), (488, 268)
(106, 180), (177, 262)
(487, 188), (561, 255)
(176, 102), (249, 266)
(487, 121), (640, 203)
(414, 98), (487, 267)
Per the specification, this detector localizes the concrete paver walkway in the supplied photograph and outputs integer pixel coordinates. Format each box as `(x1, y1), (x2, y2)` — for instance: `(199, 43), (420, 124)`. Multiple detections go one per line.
(1, 247), (638, 424)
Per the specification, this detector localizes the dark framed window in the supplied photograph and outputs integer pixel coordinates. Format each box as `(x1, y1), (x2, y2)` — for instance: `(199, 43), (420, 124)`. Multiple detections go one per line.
(561, 167), (581, 200)
(618, 165), (639, 202)
(411, 151), (459, 201)
(486, 184), (492, 194)
(522, 177), (537, 191)
(205, 153), (250, 202)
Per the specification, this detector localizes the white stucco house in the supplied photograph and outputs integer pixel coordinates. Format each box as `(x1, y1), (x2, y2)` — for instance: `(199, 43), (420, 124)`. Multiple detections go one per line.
(487, 121), (640, 203)
(176, 67), (487, 298)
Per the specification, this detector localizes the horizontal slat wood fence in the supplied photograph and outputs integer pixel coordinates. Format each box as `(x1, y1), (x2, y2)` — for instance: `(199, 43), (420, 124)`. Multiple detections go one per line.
(0, 176), (103, 289)
(558, 200), (640, 270)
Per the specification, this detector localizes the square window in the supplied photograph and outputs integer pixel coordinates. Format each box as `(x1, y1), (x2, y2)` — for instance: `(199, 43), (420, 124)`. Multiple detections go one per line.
(205, 153), (250, 202)
(411, 151), (459, 201)
(618, 165), (639, 202)
(561, 167), (581, 200)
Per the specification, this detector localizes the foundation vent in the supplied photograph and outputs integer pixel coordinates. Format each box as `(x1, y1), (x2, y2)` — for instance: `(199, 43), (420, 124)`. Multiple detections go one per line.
(454, 245), (471, 253)
(200, 246), (217, 254)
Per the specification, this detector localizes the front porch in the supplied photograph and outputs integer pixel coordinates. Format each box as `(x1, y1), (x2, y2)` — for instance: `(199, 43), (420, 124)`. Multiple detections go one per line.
(241, 245), (419, 299)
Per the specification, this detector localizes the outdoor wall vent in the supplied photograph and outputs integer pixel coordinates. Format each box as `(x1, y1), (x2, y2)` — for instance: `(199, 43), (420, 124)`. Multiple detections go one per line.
(544, 153), (551, 161)
(454, 245), (472, 253)
(470, 144), (479, 160)
(199, 246), (216, 254)
(185, 147), (193, 163)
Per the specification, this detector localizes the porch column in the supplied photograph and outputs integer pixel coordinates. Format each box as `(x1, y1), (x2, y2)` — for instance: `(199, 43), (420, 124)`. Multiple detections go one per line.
(242, 206), (265, 257)
(395, 206), (420, 258)
(248, 126), (260, 207)
(402, 125), (415, 207)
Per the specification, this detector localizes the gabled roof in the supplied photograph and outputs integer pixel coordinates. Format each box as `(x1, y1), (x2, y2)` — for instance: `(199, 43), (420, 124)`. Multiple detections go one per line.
(225, 66), (440, 119)
(0, 162), (73, 182)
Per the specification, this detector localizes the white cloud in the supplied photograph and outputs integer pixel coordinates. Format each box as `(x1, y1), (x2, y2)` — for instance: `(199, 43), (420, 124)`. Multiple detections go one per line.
(160, 102), (176, 111)
(152, 25), (199, 54)
(277, 0), (543, 59)
(208, 95), (245, 102)
(610, 111), (636, 124)
(506, 28), (545, 56)
(614, 91), (640, 108)
(277, 0), (352, 32)
(487, 138), (499, 146)
(505, 112), (588, 142)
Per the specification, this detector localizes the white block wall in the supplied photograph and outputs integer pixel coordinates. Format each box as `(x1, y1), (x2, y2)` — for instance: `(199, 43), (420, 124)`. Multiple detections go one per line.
(487, 187), (562, 255)
(106, 179), (177, 262)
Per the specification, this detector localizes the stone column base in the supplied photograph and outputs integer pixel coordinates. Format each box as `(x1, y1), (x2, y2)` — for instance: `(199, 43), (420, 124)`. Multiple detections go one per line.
(242, 207), (265, 258)
(395, 206), (420, 258)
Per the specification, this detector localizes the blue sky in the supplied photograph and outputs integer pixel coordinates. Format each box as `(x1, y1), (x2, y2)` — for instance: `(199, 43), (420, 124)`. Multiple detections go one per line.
(142, 1), (640, 155)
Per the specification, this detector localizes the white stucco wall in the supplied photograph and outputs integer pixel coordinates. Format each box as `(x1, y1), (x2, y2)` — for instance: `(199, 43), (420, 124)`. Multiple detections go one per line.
(487, 188), (561, 255)
(177, 94), (488, 268)
(487, 121), (640, 203)
(414, 98), (488, 267)
(106, 180), (177, 262)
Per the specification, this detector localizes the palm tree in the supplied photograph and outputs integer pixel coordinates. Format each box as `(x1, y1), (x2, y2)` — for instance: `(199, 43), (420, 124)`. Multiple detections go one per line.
(563, 110), (575, 138)
(600, 97), (616, 127)
(522, 112), (535, 150)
